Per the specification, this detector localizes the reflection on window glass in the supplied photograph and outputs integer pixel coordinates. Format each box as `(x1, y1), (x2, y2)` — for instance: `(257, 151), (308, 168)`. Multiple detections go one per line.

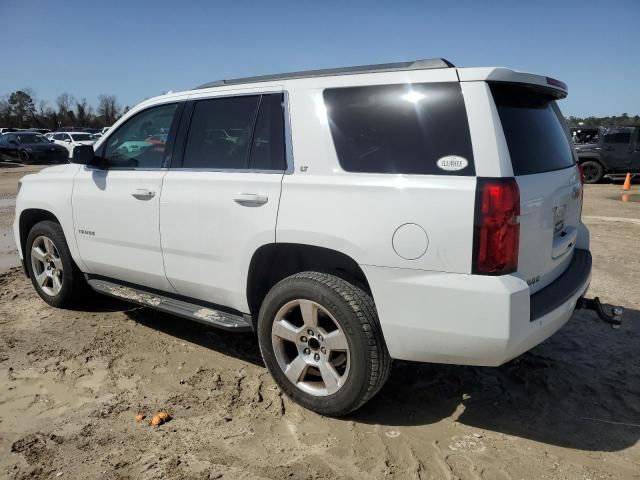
(249, 94), (285, 170)
(324, 83), (474, 175)
(105, 103), (177, 168)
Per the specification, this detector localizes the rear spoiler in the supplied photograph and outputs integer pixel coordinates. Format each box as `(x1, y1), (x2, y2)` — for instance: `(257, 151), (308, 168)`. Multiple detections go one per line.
(457, 67), (568, 99)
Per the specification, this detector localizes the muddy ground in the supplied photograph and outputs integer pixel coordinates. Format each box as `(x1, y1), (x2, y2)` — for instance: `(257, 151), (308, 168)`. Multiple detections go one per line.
(0, 166), (639, 479)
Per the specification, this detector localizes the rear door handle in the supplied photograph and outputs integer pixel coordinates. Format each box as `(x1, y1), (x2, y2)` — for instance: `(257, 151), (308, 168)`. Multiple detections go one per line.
(233, 193), (268, 207)
(131, 188), (156, 200)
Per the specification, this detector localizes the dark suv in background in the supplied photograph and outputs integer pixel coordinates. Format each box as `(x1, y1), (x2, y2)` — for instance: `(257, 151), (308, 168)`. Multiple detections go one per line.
(571, 126), (640, 183)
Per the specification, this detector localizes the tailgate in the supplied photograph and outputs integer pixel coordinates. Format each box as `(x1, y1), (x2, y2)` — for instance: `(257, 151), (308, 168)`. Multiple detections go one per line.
(517, 167), (582, 293)
(490, 82), (581, 293)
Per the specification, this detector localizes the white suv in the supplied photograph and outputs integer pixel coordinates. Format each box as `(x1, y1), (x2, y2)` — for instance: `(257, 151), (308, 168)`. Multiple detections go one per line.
(13, 59), (591, 415)
(49, 131), (96, 158)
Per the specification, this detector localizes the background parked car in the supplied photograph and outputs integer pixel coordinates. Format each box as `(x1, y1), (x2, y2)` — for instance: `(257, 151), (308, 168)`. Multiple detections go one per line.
(0, 132), (68, 163)
(50, 131), (96, 158)
(573, 125), (640, 183)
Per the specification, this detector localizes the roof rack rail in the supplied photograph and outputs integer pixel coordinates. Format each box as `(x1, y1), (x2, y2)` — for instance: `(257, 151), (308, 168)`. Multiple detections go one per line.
(195, 58), (455, 89)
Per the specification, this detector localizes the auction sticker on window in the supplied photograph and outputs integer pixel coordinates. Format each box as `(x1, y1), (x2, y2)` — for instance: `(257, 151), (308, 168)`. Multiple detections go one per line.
(437, 155), (468, 172)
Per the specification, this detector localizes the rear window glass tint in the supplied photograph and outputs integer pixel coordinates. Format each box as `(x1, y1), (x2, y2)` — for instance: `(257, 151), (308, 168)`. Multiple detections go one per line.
(323, 83), (474, 175)
(249, 93), (286, 170)
(491, 83), (575, 176)
(603, 131), (631, 144)
(183, 96), (260, 169)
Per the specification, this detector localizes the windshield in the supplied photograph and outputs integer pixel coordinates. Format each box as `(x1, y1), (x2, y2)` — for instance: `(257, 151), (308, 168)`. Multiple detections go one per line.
(71, 133), (93, 141)
(16, 133), (49, 144)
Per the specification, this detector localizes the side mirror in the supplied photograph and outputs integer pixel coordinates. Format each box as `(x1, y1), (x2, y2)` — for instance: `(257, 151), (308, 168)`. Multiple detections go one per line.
(72, 144), (97, 165)
(64, 138), (72, 143)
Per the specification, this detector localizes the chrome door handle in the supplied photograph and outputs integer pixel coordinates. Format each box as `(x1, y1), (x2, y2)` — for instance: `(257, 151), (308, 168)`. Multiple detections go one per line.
(132, 188), (156, 200)
(233, 193), (268, 207)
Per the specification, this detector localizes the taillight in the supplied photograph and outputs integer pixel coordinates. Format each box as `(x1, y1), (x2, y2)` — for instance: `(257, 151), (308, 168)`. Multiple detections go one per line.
(472, 178), (520, 275)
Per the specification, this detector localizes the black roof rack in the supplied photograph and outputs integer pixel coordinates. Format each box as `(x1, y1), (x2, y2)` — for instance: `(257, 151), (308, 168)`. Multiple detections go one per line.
(195, 58), (455, 89)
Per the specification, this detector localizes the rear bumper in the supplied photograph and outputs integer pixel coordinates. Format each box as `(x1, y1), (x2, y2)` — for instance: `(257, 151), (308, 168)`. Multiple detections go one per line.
(363, 248), (591, 366)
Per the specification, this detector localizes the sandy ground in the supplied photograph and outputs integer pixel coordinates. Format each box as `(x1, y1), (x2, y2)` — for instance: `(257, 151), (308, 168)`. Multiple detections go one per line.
(0, 166), (639, 480)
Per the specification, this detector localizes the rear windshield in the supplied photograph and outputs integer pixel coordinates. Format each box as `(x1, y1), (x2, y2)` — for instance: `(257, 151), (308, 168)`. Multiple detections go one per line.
(71, 133), (93, 141)
(491, 83), (575, 176)
(323, 83), (474, 175)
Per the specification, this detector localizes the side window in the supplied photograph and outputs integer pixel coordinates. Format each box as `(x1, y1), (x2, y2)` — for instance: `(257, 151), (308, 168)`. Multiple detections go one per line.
(324, 83), (475, 175)
(603, 131), (632, 144)
(53, 133), (64, 141)
(104, 103), (177, 168)
(249, 93), (286, 170)
(183, 96), (260, 169)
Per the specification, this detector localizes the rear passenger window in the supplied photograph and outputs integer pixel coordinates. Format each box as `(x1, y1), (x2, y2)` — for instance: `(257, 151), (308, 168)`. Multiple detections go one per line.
(249, 94), (286, 170)
(183, 96), (260, 169)
(323, 83), (474, 175)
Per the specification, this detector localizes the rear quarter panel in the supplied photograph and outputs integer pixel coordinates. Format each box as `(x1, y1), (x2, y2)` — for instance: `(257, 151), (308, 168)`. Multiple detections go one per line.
(277, 76), (476, 273)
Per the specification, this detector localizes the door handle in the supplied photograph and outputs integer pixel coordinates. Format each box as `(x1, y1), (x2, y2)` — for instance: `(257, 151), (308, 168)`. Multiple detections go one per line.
(131, 188), (156, 200)
(233, 193), (268, 207)
(603, 146), (614, 151)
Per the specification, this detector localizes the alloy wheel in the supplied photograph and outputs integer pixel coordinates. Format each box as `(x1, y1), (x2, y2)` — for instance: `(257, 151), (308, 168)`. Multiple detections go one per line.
(30, 235), (64, 296)
(271, 299), (350, 396)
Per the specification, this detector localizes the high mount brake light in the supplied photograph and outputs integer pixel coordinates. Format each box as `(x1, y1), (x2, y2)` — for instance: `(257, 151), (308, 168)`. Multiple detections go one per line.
(472, 178), (520, 275)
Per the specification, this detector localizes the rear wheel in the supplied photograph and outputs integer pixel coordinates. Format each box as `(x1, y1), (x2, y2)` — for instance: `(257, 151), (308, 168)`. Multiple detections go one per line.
(258, 272), (391, 416)
(26, 221), (88, 307)
(580, 160), (604, 184)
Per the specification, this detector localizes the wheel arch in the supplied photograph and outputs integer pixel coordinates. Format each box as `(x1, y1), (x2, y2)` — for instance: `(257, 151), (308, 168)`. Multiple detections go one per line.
(578, 156), (607, 169)
(246, 243), (372, 319)
(19, 209), (63, 276)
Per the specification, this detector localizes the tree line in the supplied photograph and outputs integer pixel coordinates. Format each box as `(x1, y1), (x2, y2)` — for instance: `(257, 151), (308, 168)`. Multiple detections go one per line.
(0, 89), (130, 130)
(566, 113), (639, 127)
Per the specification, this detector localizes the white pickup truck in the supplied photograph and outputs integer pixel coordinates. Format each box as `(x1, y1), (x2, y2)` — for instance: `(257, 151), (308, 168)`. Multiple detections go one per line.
(14, 59), (595, 415)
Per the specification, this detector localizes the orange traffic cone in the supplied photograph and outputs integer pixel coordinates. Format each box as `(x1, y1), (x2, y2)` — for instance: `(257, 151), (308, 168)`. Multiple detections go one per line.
(622, 173), (632, 191)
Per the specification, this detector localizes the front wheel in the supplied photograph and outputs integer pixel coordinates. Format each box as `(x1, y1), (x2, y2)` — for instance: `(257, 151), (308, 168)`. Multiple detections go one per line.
(580, 160), (604, 184)
(25, 221), (88, 308)
(258, 272), (392, 416)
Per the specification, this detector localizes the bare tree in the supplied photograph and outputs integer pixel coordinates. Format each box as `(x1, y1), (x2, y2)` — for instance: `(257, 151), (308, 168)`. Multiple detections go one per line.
(97, 94), (121, 125)
(56, 93), (76, 126)
(75, 98), (93, 127)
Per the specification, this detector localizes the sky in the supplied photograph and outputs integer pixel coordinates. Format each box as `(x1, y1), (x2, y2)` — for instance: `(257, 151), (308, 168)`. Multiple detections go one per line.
(0, 0), (638, 117)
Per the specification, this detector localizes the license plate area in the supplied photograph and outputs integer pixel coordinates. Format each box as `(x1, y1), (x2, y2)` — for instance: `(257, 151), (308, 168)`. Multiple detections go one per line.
(553, 205), (567, 236)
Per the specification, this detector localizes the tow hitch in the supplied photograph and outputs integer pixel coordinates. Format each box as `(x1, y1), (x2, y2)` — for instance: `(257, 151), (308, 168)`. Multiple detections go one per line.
(577, 297), (624, 328)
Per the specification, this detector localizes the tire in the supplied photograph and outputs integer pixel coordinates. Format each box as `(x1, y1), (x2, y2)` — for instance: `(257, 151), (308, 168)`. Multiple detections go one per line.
(580, 160), (604, 184)
(258, 271), (392, 416)
(25, 220), (88, 308)
(19, 150), (31, 164)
